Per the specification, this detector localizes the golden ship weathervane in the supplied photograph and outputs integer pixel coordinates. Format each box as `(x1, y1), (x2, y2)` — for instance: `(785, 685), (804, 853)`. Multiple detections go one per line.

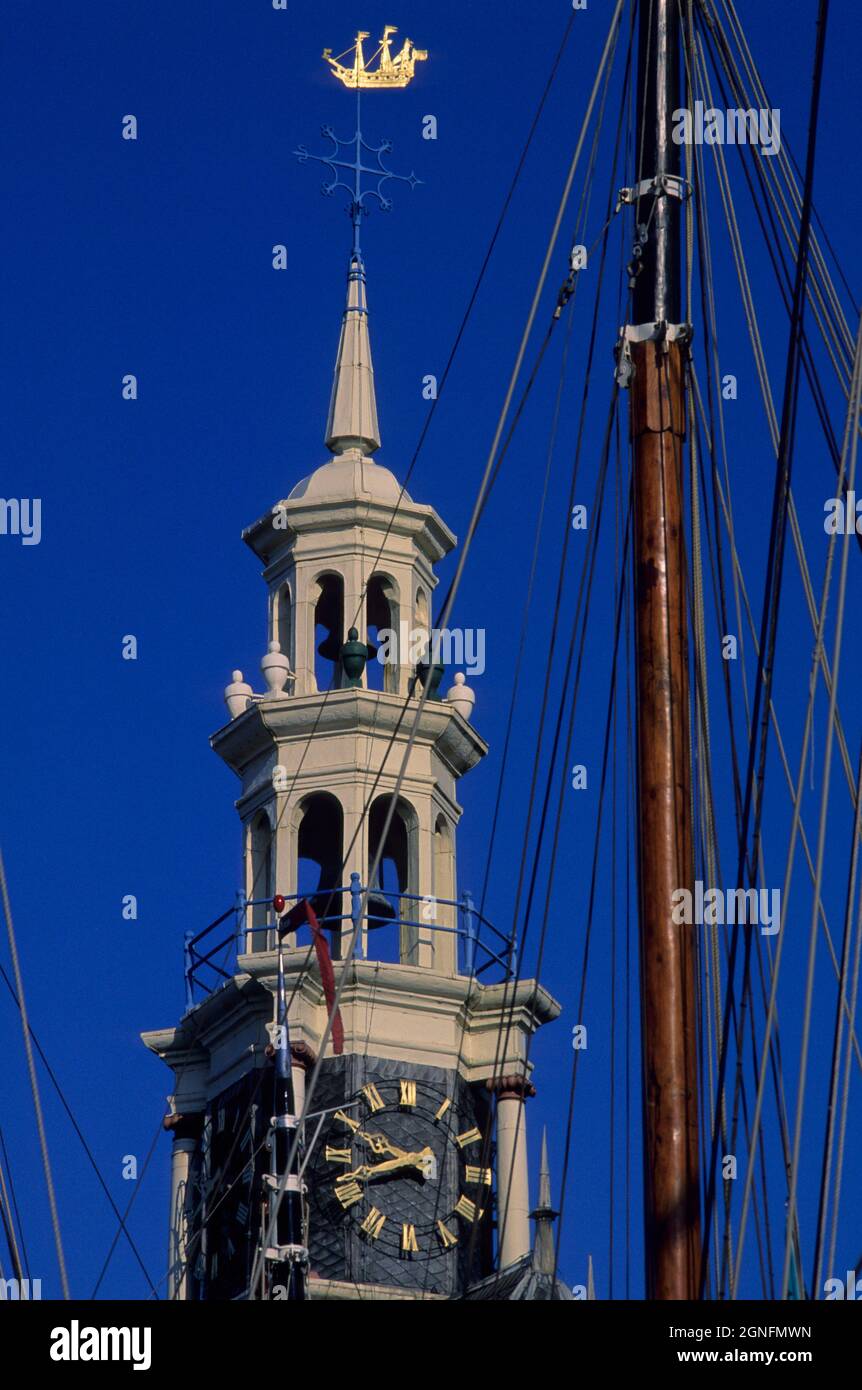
(323, 26), (427, 89)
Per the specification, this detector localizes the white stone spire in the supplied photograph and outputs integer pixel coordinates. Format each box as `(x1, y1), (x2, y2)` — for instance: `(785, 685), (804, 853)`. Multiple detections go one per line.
(324, 253), (381, 457)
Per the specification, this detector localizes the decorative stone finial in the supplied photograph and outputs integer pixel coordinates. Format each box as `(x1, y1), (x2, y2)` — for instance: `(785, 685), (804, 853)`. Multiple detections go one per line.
(340, 627), (369, 688)
(446, 671), (475, 721)
(224, 670), (253, 719)
(260, 641), (293, 698)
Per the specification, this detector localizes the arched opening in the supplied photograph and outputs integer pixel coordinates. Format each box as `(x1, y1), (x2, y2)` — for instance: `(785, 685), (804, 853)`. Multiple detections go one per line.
(297, 792), (344, 957)
(249, 812), (273, 951)
(368, 795), (419, 963)
(366, 573), (398, 693)
(274, 583), (292, 670)
(434, 815), (457, 974)
(314, 572), (344, 693)
(415, 587), (429, 632)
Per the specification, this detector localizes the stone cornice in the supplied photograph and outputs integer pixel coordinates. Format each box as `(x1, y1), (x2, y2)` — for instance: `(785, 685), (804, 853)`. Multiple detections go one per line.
(211, 689), (487, 781)
(142, 953), (562, 1093)
(242, 493), (456, 569)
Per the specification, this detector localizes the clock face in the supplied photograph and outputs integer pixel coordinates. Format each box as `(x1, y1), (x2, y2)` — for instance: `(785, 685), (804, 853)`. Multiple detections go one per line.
(310, 1076), (491, 1258)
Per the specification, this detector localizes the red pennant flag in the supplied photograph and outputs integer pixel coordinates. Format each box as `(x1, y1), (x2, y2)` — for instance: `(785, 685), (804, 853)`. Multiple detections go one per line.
(278, 898), (344, 1055)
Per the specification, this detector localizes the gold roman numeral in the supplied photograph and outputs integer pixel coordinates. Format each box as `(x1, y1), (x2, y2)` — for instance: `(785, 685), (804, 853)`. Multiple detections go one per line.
(454, 1194), (483, 1223)
(334, 1180), (364, 1209)
(399, 1079), (416, 1108)
(401, 1222), (419, 1253)
(465, 1164), (493, 1186)
(362, 1083), (385, 1113)
(455, 1126), (482, 1149)
(325, 1146), (352, 1165)
(334, 1109), (360, 1131)
(436, 1219), (458, 1249)
(360, 1207), (386, 1240)
(434, 1098), (451, 1123)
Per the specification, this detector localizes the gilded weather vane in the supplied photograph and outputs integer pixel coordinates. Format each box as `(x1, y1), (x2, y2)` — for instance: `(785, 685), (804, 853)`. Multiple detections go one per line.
(294, 27), (425, 260)
(322, 25), (427, 88)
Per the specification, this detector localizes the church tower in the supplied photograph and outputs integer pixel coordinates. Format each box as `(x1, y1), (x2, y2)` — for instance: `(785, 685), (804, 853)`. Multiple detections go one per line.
(142, 35), (562, 1300)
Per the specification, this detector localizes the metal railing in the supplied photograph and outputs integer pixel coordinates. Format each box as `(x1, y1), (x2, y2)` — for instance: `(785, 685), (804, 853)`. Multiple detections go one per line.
(183, 874), (516, 1009)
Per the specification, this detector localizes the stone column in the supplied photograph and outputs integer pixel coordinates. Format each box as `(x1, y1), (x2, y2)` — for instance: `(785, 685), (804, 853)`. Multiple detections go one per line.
(486, 1076), (536, 1268)
(290, 1041), (316, 1121)
(164, 1112), (204, 1301)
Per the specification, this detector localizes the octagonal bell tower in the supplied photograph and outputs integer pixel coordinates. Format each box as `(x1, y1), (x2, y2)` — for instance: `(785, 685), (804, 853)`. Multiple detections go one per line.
(142, 43), (562, 1297)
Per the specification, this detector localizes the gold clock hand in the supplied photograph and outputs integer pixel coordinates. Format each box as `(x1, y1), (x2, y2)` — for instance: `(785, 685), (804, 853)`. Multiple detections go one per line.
(337, 1147), (438, 1185)
(356, 1130), (409, 1160)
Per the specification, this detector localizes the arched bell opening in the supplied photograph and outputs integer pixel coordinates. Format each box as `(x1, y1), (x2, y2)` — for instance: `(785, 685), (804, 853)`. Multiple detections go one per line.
(367, 795), (419, 964)
(248, 812), (274, 952)
(272, 582), (293, 670)
(434, 815), (458, 974)
(366, 573), (399, 693)
(296, 791), (344, 958)
(313, 572), (344, 693)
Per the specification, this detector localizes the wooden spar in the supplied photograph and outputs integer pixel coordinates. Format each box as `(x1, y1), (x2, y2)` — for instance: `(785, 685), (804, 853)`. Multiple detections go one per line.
(630, 0), (701, 1298)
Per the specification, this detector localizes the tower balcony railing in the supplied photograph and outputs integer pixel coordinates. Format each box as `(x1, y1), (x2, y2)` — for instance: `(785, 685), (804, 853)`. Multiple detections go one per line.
(182, 876), (517, 1010)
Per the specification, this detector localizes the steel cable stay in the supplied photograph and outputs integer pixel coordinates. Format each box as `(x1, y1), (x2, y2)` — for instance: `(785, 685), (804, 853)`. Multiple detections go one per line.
(473, 132), (635, 1291)
(489, 387), (621, 1292)
(689, 371), (745, 1295)
(0, 851), (69, 1299)
(694, 0), (831, 1296)
(690, 8), (860, 602)
(688, 394), (787, 1300)
(706, 0), (858, 374)
(689, 363), (862, 1083)
(479, 98), (635, 1271)
(0, 1129), (26, 1286)
(732, 314), (862, 1297)
(687, 369), (803, 1299)
(451, 7), (634, 1294)
(812, 737), (862, 1295)
(695, 0), (855, 391)
(0, 1126), (29, 1283)
(678, 26), (796, 1290)
(693, 4), (862, 556)
(779, 311), (862, 1300)
(825, 759), (862, 1286)
(416, 293), (579, 1299)
(688, 0), (862, 1082)
(441, 44), (636, 1294)
(553, 453), (633, 1293)
(681, 19), (806, 1289)
(0, 960), (158, 1297)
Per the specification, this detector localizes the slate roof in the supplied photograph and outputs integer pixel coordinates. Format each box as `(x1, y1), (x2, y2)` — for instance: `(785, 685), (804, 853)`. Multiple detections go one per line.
(460, 1252), (574, 1301)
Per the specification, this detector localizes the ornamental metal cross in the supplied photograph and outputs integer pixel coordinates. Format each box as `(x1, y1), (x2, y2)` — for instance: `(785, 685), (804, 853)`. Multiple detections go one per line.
(294, 109), (421, 259)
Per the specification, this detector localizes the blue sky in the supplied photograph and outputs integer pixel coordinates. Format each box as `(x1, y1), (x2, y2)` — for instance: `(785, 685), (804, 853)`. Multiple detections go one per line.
(2, 0), (861, 1300)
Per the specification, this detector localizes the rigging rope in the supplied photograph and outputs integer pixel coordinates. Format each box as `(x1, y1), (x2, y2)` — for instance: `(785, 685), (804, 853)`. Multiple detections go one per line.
(0, 848), (69, 1298)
